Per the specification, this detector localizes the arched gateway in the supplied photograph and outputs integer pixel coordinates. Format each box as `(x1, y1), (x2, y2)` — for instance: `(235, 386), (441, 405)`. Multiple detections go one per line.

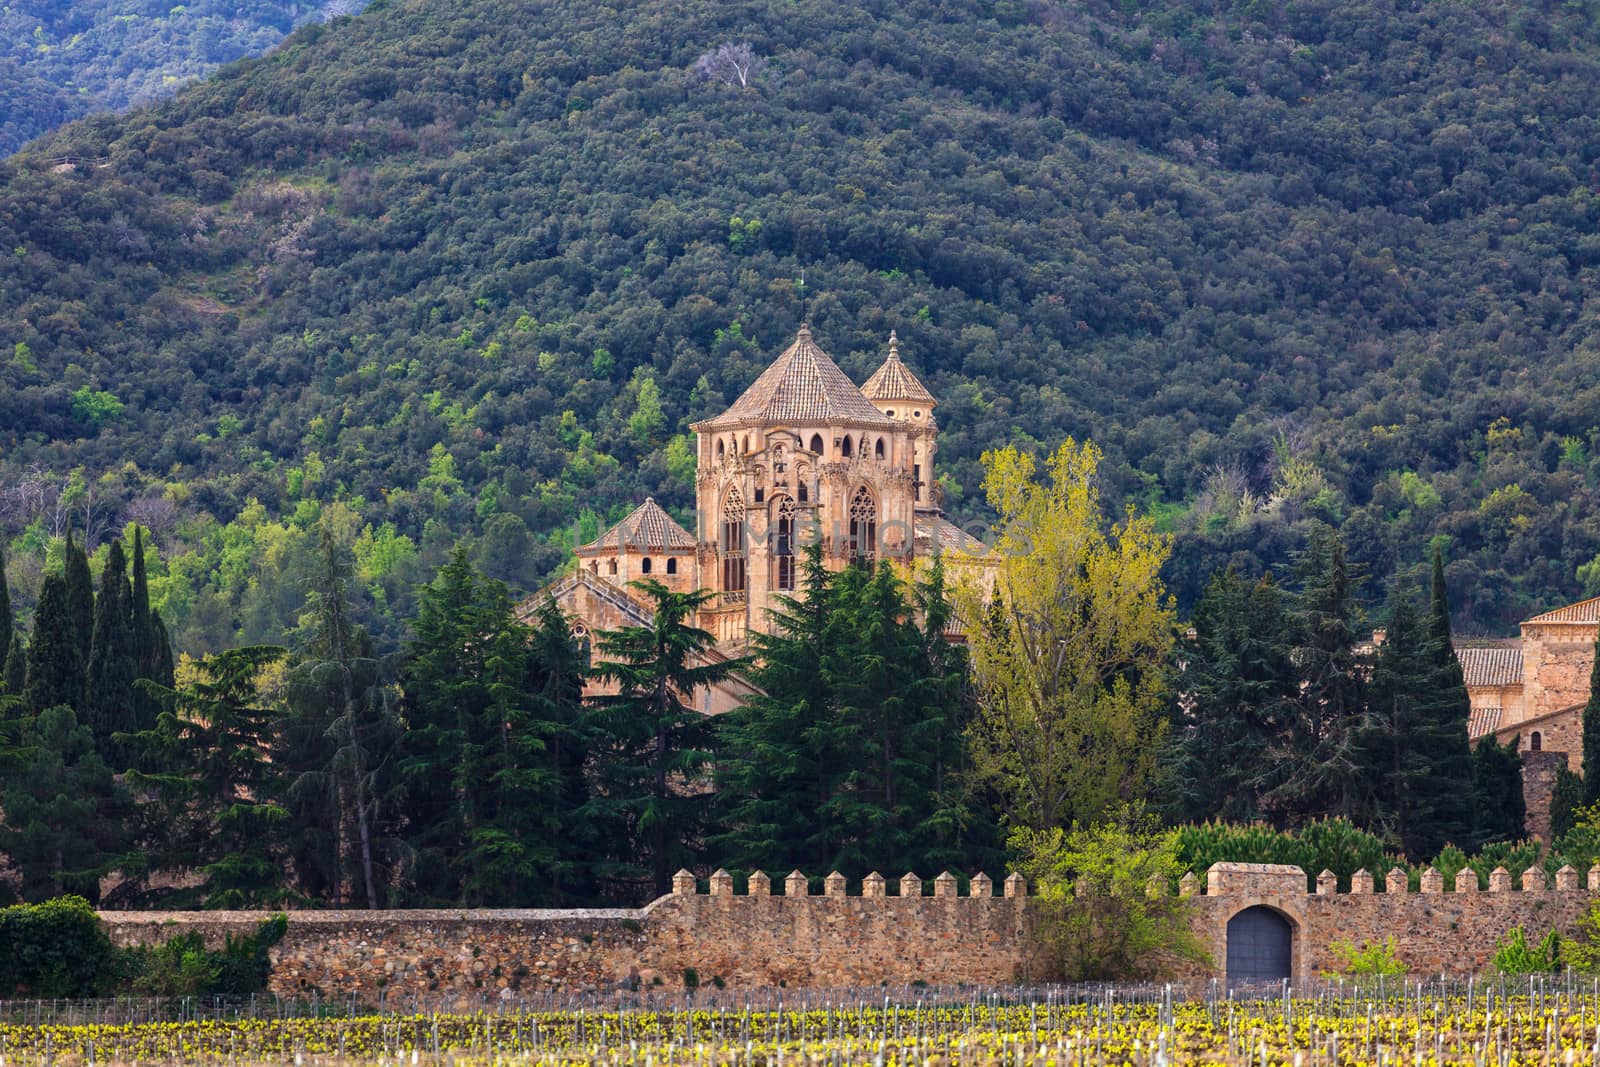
(1225, 906), (1293, 985)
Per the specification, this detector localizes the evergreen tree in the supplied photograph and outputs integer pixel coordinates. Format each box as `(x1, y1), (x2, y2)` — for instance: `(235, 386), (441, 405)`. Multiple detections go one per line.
(149, 610), (175, 689)
(24, 574), (84, 716)
(3, 635), (24, 700)
(1370, 589), (1469, 859)
(1551, 766), (1585, 841)
(62, 534), (95, 658)
(588, 579), (747, 899)
(1422, 549), (1476, 844)
(714, 542), (843, 874)
(1164, 570), (1297, 823)
(1273, 528), (1376, 824)
(282, 524), (404, 908)
(124, 645), (291, 908)
(1471, 735), (1526, 845)
(523, 595), (595, 903)
(1582, 621), (1600, 807)
(129, 526), (162, 734)
(0, 704), (132, 902)
(84, 540), (138, 766)
(396, 548), (577, 905)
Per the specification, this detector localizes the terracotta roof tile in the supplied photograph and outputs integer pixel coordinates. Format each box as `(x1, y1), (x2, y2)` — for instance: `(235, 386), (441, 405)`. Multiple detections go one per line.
(861, 332), (936, 406)
(1524, 596), (1600, 625)
(577, 498), (696, 553)
(915, 515), (988, 555)
(692, 325), (898, 431)
(1458, 645), (1523, 688)
(1468, 704), (1503, 739)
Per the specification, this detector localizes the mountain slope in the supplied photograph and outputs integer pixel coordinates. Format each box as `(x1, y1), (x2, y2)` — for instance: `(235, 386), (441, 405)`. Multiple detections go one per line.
(5, 0), (1600, 645)
(0, 0), (366, 155)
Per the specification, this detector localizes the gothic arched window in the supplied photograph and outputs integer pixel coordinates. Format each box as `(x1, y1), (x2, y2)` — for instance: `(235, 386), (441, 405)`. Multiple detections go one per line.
(874, 438), (885, 459)
(848, 486), (877, 562)
(809, 433), (823, 454)
(641, 557), (653, 574)
(666, 557), (678, 575)
(772, 496), (796, 591)
(572, 625), (592, 670)
(721, 487), (746, 594)
(797, 479), (809, 503)
(841, 436), (853, 459)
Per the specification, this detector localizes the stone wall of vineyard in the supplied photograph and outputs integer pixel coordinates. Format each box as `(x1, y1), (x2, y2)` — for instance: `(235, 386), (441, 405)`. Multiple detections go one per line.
(99, 863), (1600, 997)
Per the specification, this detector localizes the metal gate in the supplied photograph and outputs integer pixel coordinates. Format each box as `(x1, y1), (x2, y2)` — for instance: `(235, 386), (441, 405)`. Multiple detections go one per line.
(1225, 906), (1292, 985)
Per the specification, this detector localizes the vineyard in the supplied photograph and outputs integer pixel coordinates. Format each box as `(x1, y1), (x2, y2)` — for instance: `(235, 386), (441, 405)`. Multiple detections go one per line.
(6, 981), (1600, 1066)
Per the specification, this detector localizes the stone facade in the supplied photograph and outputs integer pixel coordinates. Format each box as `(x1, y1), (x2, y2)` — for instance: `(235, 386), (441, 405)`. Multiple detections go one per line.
(101, 863), (1600, 998)
(526, 326), (991, 679)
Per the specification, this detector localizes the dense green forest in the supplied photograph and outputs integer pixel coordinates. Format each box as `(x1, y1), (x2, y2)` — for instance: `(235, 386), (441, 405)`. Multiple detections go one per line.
(6, 0), (1600, 650)
(0, 0), (367, 156)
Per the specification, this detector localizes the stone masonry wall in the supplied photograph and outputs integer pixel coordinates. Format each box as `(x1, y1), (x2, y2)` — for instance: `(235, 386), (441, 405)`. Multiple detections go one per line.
(101, 863), (1600, 998)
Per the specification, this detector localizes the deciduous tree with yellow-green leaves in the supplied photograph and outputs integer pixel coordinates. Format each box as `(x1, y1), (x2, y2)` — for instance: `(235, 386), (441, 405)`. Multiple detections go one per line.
(959, 439), (1176, 832)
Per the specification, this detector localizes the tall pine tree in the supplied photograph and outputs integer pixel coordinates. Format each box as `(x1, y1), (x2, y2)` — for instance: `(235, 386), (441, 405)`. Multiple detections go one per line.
(23, 574), (84, 716)
(0, 541), (12, 688)
(62, 534), (95, 658)
(1164, 570), (1297, 824)
(588, 580), (747, 899)
(85, 540), (138, 766)
(1422, 548), (1476, 845)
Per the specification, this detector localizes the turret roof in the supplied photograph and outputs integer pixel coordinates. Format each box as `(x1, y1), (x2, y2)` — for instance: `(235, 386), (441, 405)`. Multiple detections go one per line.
(692, 325), (899, 431)
(576, 497), (696, 554)
(861, 331), (936, 406)
(1524, 596), (1600, 625)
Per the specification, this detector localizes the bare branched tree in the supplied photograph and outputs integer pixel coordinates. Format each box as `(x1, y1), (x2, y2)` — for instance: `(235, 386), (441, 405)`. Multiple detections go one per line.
(125, 496), (181, 541)
(694, 42), (762, 89)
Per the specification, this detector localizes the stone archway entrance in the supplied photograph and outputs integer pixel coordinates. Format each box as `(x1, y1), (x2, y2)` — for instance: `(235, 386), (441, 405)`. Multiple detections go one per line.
(1225, 906), (1292, 985)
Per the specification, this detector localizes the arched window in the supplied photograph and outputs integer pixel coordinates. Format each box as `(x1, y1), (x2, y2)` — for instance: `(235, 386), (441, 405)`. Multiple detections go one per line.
(572, 625), (592, 670)
(717, 439), (725, 460)
(641, 557), (653, 574)
(798, 479), (809, 503)
(666, 557), (678, 575)
(841, 436), (853, 459)
(741, 435), (750, 454)
(771, 496), (796, 591)
(1531, 731), (1543, 751)
(874, 438), (885, 459)
(607, 558), (618, 575)
(809, 433), (823, 454)
(721, 487), (746, 595)
(589, 560), (599, 574)
(849, 486), (877, 562)
(772, 443), (787, 473)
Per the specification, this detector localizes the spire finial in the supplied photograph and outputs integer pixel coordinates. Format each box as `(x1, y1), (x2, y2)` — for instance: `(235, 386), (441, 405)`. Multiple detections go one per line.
(797, 322), (811, 341)
(888, 330), (899, 360)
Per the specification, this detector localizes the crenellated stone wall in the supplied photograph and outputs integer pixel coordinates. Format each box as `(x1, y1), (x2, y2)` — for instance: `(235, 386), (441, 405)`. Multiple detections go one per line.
(100, 862), (1600, 998)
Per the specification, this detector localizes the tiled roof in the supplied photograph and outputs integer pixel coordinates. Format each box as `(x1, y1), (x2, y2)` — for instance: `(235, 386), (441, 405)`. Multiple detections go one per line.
(1467, 705), (1502, 739)
(915, 515), (989, 555)
(577, 498), (696, 553)
(861, 332), (936, 406)
(692, 325), (899, 431)
(1524, 596), (1600, 625)
(1458, 645), (1523, 689)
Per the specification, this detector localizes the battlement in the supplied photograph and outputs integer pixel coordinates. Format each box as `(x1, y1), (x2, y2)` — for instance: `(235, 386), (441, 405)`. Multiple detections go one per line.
(668, 868), (1027, 899)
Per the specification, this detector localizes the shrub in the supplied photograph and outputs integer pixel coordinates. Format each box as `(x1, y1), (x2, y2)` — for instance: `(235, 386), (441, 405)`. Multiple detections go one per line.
(0, 896), (117, 997)
(122, 914), (287, 997)
(1015, 804), (1208, 981)
(1326, 937), (1405, 977)
(1490, 927), (1560, 975)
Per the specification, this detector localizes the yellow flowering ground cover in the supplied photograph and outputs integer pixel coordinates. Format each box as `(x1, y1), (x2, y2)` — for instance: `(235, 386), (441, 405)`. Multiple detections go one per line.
(8, 986), (1600, 1066)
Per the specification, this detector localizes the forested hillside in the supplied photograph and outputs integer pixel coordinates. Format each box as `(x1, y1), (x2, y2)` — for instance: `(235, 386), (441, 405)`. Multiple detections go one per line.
(0, 0), (365, 156)
(5, 0), (1600, 650)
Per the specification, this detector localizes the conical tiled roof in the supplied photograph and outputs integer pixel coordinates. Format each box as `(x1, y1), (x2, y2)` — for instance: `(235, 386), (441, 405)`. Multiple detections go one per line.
(861, 332), (936, 406)
(577, 498), (696, 553)
(692, 325), (898, 431)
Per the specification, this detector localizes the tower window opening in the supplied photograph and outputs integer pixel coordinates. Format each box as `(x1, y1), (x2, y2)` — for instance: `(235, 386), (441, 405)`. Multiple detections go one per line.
(755, 487), (765, 503)
(798, 480), (809, 502)
(874, 438), (885, 459)
(641, 557), (653, 574)
(717, 439), (725, 459)
(666, 557), (678, 575)
(849, 486), (877, 562)
(914, 463), (922, 501)
(809, 433), (823, 453)
(841, 436), (853, 459)
(1531, 731), (1543, 751)
(607, 558), (618, 575)
(721, 488), (746, 594)
(773, 496), (796, 591)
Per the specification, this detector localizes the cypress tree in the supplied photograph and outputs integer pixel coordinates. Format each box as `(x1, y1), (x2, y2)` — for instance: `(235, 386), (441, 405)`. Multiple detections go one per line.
(1551, 766), (1585, 841)
(24, 574), (84, 716)
(85, 540), (138, 766)
(4, 636), (24, 698)
(1423, 547), (1477, 843)
(128, 527), (163, 733)
(150, 610), (175, 688)
(62, 535), (95, 660)
(1472, 735), (1527, 845)
(1582, 622), (1600, 806)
